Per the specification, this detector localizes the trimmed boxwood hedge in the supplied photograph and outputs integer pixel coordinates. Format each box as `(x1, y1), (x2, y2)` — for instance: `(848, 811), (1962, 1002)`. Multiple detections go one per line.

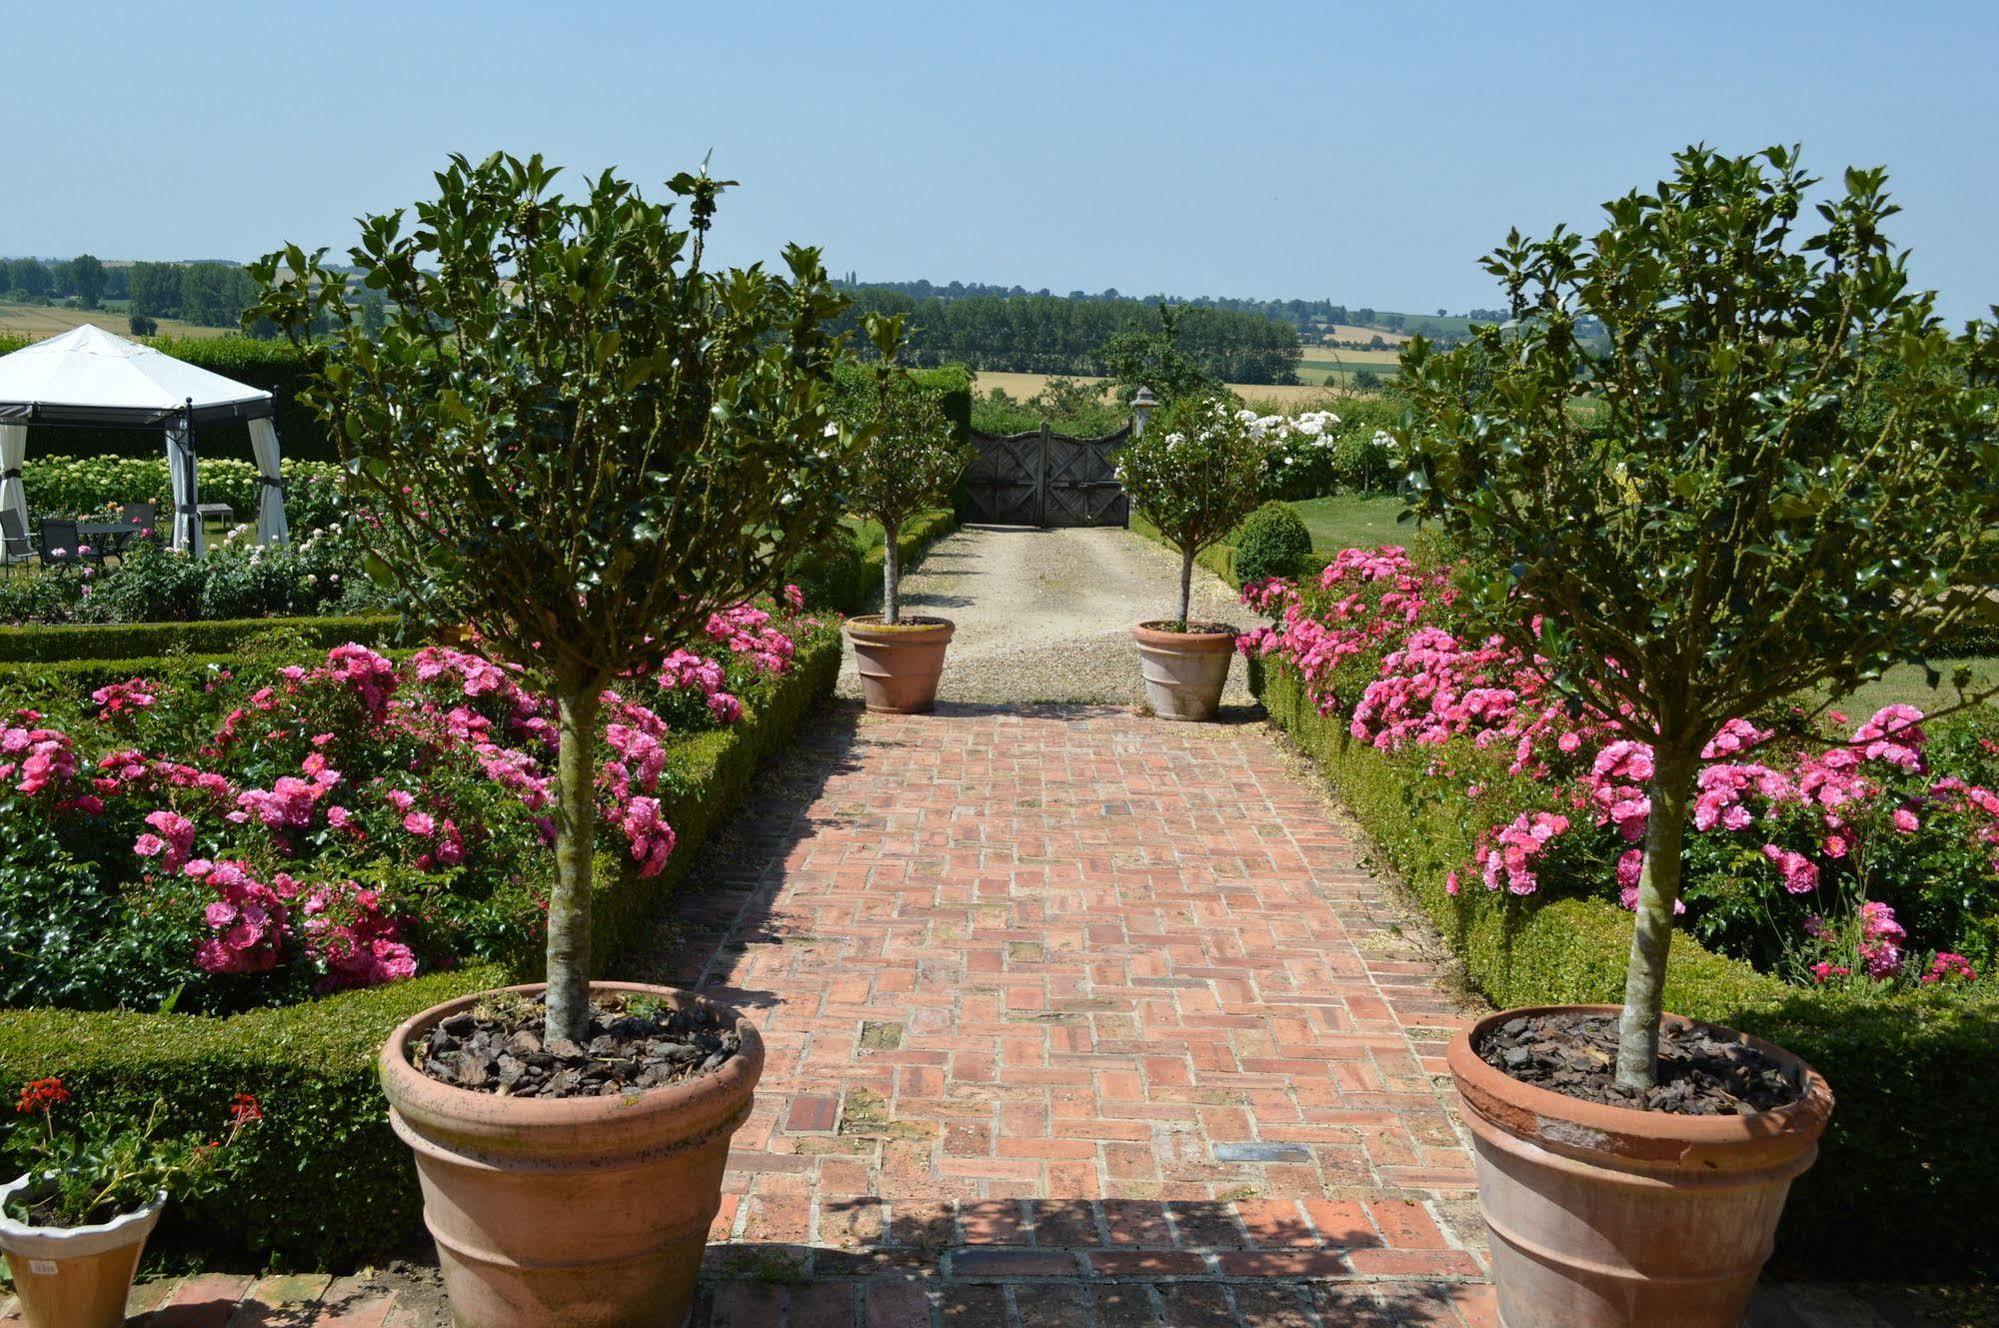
(0, 629), (843, 1268)
(1250, 653), (1999, 1280)
(0, 614), (402, 665)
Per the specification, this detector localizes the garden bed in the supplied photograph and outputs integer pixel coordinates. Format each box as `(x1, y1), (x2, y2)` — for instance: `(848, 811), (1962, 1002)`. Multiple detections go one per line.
(0, 622), (843, 1266)
(1251, 651), (1999, 1279)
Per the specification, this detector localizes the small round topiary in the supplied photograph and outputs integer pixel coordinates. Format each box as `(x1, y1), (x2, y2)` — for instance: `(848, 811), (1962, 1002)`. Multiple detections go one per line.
(1231, 500), (1312, 586)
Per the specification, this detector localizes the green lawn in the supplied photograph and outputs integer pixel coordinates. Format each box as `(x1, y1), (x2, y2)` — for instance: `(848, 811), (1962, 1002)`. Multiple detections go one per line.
(1292, 495), (1414, 552)
(1824, 658), (1999, 716)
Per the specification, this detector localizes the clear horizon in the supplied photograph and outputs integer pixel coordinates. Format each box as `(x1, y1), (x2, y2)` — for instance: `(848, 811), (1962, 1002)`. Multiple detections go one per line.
(5, 0), (1996, 322)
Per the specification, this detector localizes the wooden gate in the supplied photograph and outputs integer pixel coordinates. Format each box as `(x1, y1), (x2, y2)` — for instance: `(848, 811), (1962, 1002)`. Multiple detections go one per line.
(961, 422), (1130, 527)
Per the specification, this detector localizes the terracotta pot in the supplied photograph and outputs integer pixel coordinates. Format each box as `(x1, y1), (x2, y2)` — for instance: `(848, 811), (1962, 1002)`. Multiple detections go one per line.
(0, 1176), (163, 1328)
(1447, 1005), (1834, 1328)
(379, 982), (765, 1328)
(1132, 621), (1236, 721)
(845, 615), (954, 713)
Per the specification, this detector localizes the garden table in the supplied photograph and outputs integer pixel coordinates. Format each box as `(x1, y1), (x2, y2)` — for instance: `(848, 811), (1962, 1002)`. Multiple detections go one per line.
(76, 520), (144, 556)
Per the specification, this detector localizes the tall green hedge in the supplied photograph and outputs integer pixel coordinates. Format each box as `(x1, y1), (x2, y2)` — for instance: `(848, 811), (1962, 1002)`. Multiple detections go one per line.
(17, 454), (342, 522)
(1251, 654), (1999, 1280)
(0, 630), (843, 1267)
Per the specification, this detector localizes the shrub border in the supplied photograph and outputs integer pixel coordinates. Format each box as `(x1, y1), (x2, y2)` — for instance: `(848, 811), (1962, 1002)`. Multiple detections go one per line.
(1249, 652), (1999, 1280)
(0, 615), (403, 665)
(0, 628), (844, 1268)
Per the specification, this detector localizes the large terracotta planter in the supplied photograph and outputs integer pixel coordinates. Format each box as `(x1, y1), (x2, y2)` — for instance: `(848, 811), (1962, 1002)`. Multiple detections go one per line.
(845, 615), (954, 713)
(1447, 1005), (1834, 1328)
(380, 982), (765, 1328)
(1132, 621), (1236, 721)
(0, 1176), (163, 1328)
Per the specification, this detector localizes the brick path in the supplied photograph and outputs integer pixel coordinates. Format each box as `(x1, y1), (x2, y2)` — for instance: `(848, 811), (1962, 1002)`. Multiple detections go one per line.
(636, 704), (1498, 1326)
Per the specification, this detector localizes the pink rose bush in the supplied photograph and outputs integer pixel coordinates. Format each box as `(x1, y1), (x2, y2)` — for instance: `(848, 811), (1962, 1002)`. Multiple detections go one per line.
(0, 595), (830, 1013)
(1244, 548), (1999, 990)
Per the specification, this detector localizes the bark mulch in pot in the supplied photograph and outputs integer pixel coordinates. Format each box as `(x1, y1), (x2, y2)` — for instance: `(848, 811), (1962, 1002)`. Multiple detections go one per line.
(1476, 1011), (1805, 1115)
(410, 992), (742, 1099)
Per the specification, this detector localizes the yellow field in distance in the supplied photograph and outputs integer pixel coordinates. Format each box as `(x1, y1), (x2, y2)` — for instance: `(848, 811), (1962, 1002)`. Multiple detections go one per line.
(0, 303), (233, 341)
(970, 370), (1364, 411)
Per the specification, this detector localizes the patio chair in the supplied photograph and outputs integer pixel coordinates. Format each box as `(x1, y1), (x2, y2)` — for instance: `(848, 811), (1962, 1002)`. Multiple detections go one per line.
(37, 518), (98, 569)
(120, 501), (158, 529)
(0, 508), (34, 577)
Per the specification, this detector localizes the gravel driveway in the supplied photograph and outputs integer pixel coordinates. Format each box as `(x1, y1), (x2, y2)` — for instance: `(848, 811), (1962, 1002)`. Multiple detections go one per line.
(835, 524), (1256, 707)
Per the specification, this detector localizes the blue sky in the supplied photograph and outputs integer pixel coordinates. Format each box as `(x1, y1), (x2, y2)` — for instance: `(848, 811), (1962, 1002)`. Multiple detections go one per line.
(9, 0), (1997, 320)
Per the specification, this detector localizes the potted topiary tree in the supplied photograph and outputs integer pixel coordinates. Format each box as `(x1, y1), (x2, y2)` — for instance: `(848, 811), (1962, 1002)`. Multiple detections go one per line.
(1401, 146), (1999, 1327)
(1117, 390), (1268, 719)
(1, 1079), (259, 1328)
(248, 152), (852, 1328)
(841, 315), (974, 713)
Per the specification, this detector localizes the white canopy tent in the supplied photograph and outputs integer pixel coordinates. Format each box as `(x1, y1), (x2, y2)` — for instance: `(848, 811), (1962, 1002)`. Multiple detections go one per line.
(0, 325), (290, 559)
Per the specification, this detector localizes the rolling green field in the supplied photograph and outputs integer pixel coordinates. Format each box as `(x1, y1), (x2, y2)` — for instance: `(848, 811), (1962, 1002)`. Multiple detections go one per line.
(1299, 344), (1403, 367)
(1296, 345), (1404, 388)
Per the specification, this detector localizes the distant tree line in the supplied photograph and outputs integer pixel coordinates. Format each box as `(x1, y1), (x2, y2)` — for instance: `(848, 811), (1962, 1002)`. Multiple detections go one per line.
(4, 255), (110, 308)
(834, 276), (1512, 340)
(830, 288), (1302, 385)
(128, 261), (261, 327)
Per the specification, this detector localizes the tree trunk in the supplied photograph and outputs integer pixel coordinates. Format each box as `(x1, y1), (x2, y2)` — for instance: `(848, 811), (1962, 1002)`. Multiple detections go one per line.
(544, 685), (600, 1045)
(883, 521), (901, 626)
(1178, 547), (1195, 628)
(1614, 744), (1698, 1091)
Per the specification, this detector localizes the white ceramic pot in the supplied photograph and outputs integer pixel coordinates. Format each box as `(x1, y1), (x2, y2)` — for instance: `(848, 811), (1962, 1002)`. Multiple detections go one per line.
(0, 1174), (165, 1328)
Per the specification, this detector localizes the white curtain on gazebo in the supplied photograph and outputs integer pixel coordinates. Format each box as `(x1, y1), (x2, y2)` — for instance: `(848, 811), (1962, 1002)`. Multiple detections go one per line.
(166, 416), (205, 557)
(248, 418), (289, 547)
(0, 424), (25, 560)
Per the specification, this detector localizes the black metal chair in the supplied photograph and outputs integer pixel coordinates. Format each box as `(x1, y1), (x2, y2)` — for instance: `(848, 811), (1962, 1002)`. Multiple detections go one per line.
(120, 501), (158, 529)
(0, 508), (35, 578)
(37, 518), (98, 570)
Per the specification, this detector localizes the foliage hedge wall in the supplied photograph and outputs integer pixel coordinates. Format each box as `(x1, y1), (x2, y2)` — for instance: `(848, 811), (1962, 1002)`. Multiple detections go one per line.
(1250, 654), (1999, 1280)
(0, 629), (843, 1267)
(17, 453), (344, 524)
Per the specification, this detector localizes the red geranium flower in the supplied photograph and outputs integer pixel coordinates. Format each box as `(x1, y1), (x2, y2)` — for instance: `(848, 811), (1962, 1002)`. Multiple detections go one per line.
(16, 1078), (69, 1115)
